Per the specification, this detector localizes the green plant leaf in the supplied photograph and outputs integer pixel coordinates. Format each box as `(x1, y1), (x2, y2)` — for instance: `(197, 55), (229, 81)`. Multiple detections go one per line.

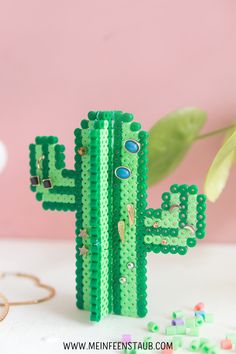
(148, 108), (207, 186)
(204, 127), (236, 202)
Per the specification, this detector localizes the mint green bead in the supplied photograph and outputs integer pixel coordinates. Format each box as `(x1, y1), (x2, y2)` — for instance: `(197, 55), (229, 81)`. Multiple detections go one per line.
(176, 325), (186, 335)
(190, 340), (200, 351)
(172, 311), (184, 319)
(186, 318), (196, 328)
(205, 313), (214, 323)
(195, 315), (204, 326)
(147, 321), (159, 333)
(208, 346), (218, 354)
(187, 328), (199, 337)
(166, 326), (177, 335)
(172, 336), (183, 349)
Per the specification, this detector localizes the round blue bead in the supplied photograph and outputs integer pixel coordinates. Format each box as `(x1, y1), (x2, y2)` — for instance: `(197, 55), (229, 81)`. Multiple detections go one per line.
(115, 167), (131, 180)
(125, 140), (140, 153)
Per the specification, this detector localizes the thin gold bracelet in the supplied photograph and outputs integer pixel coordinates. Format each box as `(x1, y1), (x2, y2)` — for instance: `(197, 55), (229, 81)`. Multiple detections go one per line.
(0, 292), (9, 321)
(0, 272), (56, 306)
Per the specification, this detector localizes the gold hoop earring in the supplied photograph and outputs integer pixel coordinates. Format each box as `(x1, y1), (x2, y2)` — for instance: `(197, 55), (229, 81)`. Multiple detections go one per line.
(0, 293), (9, 321)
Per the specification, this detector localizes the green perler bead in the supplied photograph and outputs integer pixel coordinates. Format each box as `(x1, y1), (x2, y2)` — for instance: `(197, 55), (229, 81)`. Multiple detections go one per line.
(186, 318), (196, 328)
(166, 326), (177, 335)
(176, 325), (186, 335)
(147, 321), (159, 333)
(172, 336), (183, 350)
(189, 340), (200, 351)
(195, 315), (204, 326)
(205, 313), (214, 323)
(28, 110), (207, 322)
(187, 328), (199, 337)
(172, 310), (184, 319)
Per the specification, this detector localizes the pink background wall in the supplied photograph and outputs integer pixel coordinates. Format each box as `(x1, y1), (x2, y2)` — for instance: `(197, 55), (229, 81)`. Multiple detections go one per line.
(0, 0), (236, 242)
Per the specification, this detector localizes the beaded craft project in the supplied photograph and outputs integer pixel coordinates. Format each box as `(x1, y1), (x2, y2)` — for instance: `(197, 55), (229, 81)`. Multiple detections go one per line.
(29, 111), (207, 322)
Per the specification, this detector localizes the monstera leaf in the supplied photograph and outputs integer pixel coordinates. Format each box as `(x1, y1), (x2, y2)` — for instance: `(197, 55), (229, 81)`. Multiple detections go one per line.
(204, 127), (236, 202)
(148, 108), (207, 186)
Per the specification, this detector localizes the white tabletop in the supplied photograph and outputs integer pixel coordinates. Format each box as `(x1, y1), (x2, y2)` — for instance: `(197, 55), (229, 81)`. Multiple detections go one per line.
(0, 240), (235, 354)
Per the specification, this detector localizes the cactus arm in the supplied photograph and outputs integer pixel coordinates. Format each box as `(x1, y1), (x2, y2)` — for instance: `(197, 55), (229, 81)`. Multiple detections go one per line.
(144, 185), (206, 255)
(29, 136), (76, 211)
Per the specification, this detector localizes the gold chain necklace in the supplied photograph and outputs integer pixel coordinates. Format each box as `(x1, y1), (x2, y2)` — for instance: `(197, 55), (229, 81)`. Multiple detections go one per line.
(0, 272), (56, 321)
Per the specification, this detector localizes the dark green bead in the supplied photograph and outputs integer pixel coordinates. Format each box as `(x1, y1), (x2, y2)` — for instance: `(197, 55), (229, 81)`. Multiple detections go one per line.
(122, 113), (133, 122)
(36, 193), (43, 201)
(81, 119), (89, 129)
(170, 228), (178, 237)
(188, 185), (198, 194)
(162, 192), (171, 201)
(196, 221), (206, 230)
(88, 111), (97, 120)
(179, 184), (188, 193)
(196, 230), (206, 239)
(161, 202), (170, 211)
(161, 245), (170, 254)
(130, 122), (141, 131)
(170, 246), (178, 254)
(197, 194), (207, 203)
(197, 204), (206, 212)
(170, 184), (179, 193)
(187, 238), (197, 247)
(178, 246), (187, 255)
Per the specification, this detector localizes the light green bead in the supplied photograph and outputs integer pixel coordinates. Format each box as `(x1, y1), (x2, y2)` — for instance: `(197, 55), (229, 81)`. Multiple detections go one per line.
(186, 318), (196, 328)
(205, 313), (214, 323)
(226, 333), (236, 343)
(208, 346), (219, 354)
(172, 311), (184, 319)
(187, 327), (199, 337)
(176, 325), (186, 335)
(189, 340), (200, 351)
(199, 338), (210, 348)
(172, 336), (183, 350)
(147, 321), (159, 333)
(166, 326), (177, 335)
(195, 315), (204, 326)
(143, 336), (152, 344)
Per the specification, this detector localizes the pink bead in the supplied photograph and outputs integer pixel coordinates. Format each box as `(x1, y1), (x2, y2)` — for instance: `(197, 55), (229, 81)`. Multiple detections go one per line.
(194, 302), (204, 311)
(220, 339), (233, 350)
(122, 334), (132, 344)
(162, 350), (174, 354)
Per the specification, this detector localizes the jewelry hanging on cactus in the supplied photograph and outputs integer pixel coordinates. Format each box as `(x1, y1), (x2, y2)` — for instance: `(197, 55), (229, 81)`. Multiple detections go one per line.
(37, 155), (45, 170)
(118, 220), (125, 243)
(127, 204), (135, 227)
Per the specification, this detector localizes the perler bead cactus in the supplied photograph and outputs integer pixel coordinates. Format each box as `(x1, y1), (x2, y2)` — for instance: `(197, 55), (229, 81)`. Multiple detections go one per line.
(29, 111), (207, 322)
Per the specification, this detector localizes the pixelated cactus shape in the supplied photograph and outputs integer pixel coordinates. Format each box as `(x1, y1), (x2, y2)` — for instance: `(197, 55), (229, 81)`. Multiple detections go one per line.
(29, 111), (206, 322)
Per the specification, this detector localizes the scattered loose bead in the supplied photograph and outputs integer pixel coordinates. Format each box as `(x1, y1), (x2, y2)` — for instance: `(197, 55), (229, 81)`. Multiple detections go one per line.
(194, 302), (205, 311)
(166, 326), (177, 336)
(171, 318), (184, 326)
(172, 311), (184, 319)
(147, 321), (159, 333)
(189, 340), (200, 351)
(220, 339), (233, 350)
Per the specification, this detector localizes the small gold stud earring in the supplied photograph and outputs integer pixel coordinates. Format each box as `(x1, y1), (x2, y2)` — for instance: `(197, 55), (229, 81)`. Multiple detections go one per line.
(78, 147), (87, 156)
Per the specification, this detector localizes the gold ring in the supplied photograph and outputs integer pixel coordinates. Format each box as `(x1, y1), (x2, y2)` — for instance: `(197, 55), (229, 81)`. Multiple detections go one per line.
(0, 293), (9, 321)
